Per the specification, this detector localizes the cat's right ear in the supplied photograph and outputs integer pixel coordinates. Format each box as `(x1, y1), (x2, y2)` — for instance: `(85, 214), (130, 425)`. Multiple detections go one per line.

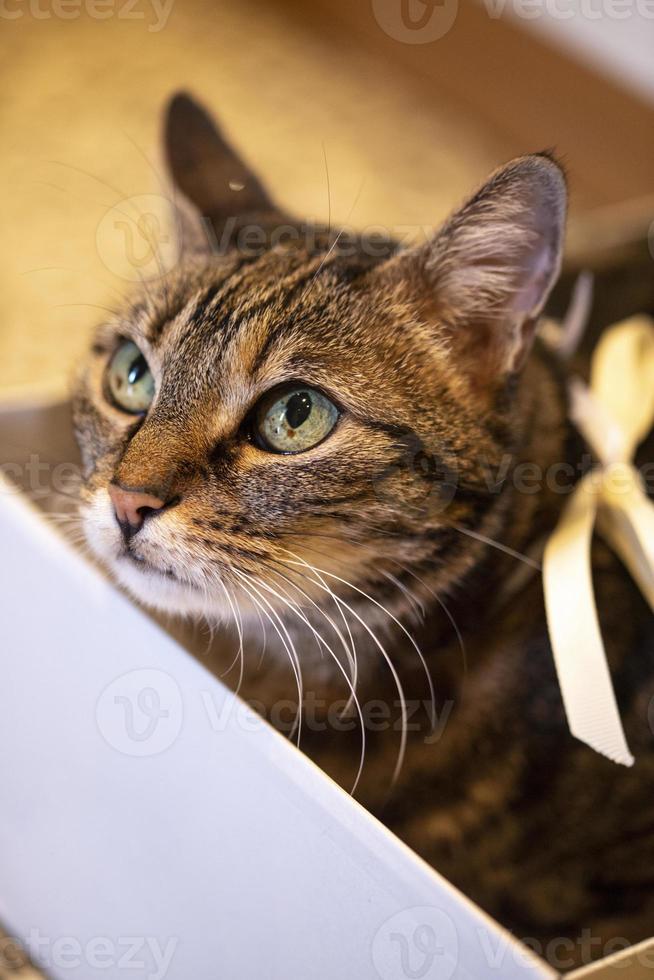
(163, 91), (286, 254)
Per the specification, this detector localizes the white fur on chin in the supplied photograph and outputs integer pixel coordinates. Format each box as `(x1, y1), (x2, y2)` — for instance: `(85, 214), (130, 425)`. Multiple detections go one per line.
(82, 489), (233, 621)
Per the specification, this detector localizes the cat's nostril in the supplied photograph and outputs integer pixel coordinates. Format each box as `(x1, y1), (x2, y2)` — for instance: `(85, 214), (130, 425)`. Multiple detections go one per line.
(108, 483), (168, 536)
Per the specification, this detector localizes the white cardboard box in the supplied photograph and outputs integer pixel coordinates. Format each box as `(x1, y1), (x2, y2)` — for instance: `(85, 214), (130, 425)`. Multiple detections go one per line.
(0, 394), (651, 980)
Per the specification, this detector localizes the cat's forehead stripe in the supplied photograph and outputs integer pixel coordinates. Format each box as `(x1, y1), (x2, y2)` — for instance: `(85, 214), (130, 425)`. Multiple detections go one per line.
(142, 251), (349, 387)
(144, 244), (380, 353)
(144, 255), (256, 344)
(212, 259), (324, 351)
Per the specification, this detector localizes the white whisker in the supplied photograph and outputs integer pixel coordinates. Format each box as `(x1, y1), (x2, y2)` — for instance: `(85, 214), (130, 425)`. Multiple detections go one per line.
(394, 561), (468, 675)
(280, 552), (408, 785)
(244, 570), (367, 795)
(217, 579), (245, 696)
(233, 572), (304, 745)
(281, 550), (436, 734)
(267, 558), (358, 710)
(450, 522), (541, 570)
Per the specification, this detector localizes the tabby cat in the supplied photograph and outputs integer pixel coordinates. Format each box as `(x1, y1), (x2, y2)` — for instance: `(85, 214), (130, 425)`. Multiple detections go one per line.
(73, 93), (654, 968)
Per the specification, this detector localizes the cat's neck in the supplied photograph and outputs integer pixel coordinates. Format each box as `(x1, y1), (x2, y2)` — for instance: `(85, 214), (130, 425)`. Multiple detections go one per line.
(433, 341), (574, 631)
(502, 340), (575, 554)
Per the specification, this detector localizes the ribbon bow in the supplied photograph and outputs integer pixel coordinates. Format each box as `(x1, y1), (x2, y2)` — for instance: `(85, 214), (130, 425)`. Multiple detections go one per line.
(543, 316), (654, 766)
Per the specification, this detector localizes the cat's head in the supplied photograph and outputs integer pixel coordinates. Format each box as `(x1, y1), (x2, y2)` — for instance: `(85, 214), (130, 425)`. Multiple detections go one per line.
(74, 92), (566, 630)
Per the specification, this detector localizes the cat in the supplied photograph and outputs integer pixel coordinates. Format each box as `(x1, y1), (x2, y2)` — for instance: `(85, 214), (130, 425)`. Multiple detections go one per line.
(73, 92), (654, 969)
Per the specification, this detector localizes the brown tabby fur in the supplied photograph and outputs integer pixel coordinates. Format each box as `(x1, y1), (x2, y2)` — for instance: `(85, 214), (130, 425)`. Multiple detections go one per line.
(72, 94), (654, 968)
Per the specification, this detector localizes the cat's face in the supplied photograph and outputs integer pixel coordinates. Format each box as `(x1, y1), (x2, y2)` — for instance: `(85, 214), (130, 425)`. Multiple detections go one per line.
(74, 93), (566, 631)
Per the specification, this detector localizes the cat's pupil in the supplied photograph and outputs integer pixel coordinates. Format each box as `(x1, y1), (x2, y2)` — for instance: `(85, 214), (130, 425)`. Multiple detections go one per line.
(285, 392), (312, 429)
(127, 354), (148, 386)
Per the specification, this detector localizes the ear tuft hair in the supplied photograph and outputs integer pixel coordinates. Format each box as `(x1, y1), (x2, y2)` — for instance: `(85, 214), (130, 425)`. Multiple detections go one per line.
(379, 153), (567, 388)
(432, 154), (566, 325)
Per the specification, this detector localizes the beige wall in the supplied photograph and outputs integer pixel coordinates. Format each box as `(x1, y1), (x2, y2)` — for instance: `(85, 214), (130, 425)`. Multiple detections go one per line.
(0, 0), (502, 392)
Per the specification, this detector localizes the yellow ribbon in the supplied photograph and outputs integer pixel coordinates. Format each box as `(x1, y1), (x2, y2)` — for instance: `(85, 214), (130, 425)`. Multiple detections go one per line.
(543, 316), (654, 766)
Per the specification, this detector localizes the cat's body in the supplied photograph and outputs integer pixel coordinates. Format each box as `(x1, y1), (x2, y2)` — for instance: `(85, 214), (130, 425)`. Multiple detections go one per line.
(73, 93), (654, 968)
(352, 538), (654, 963)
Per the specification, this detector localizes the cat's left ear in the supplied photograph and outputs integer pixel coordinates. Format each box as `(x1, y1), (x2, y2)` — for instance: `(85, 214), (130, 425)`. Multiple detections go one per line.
(163, 91), (288, 253)
(377, 154), (567, 386)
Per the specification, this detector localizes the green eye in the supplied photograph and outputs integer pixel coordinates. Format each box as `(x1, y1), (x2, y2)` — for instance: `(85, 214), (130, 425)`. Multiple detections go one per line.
(106, 340), (155, 414)
(255, 385), (339, 454)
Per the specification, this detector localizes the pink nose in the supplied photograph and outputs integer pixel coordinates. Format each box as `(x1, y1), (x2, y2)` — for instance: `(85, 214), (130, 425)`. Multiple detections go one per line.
(108, 483), (166, 532)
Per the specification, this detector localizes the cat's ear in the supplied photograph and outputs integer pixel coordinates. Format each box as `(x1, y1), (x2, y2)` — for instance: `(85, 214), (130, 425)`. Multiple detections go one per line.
(163, 91), (286, 253)
(378, 154), (567, 387)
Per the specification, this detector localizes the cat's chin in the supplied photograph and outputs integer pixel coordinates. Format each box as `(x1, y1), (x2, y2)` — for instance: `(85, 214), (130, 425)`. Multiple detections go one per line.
(109, 554), (228, 620)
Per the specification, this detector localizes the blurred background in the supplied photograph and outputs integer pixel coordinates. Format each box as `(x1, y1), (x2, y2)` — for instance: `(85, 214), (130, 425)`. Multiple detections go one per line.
(1, 0), (653, 396)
